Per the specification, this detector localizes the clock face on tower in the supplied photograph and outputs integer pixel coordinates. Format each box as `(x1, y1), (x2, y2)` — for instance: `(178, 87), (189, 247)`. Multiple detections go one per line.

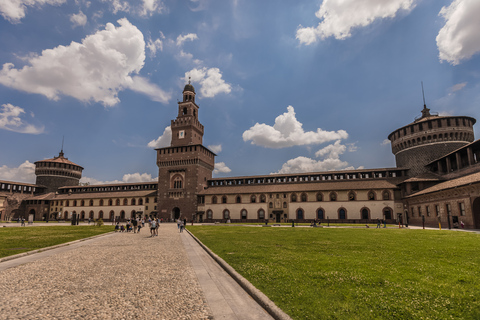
(179, 130), (185, 139)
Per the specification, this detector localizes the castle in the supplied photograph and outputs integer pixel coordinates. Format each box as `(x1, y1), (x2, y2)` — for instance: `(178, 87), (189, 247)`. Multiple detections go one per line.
(1, 83), (480, 229)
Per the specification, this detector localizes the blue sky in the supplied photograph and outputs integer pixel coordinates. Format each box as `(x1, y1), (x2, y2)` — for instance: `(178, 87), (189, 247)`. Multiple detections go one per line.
(1, 0), (480, 185)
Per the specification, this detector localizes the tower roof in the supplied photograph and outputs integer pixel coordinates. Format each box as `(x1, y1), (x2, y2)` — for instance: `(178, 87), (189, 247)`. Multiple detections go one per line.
(34, 151), (83, 169)
(183, 83), (195, 93)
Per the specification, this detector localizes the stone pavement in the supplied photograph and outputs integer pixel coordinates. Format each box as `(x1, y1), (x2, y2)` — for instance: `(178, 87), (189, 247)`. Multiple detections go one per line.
(0, 223), (278, 320)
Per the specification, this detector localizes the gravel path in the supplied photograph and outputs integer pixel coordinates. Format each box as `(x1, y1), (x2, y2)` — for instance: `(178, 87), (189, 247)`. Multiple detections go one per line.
(0, 224), (212, 320)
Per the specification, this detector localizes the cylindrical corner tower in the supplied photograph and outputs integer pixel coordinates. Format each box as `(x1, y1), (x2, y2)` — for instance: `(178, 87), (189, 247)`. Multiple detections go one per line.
(388, 106), (476, 177)
(34, 151), (83, 193)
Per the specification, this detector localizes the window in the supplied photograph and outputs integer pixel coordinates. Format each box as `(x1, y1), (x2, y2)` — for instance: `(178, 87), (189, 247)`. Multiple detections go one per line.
(241, 209), (247, 219)
(139, 198), (143, 205)
(73, 200), (77, 206)
(66, 200), (70, 207)
(283, 202), (287, 208)
(316, 193), (323, 201)
(260, 194), (266, 203)
(348, 192), (356, 201)
(116, 199), (120, 206)
(459, 202), (465, 216)
(258, 209), (265, 219)
(368, 191), (376, 200)
(131, 199), (136, 206)
(89, 199), (94, 206)
(100, 199), (104, 206)
(222, 196), (227, 204)
(269, 202), (273, 208)
(212, 196), (217, 204)
(291, 194), (297, 202)
(446, 203), (452, 216)
(382, 191), (390, 200)
(81, 200), (85, 206)
(223, 210), (230, 219)
(418, 206), (422, 217)
(251, 195), (256, 203)
(426, 206), (431, 217)
(339, 208), (346, 219)
(361, 208), (369, 219)
(297, 209), (304, 220)
(383, 208), (391, 220)
(207, 210), (213, 219)
(173, 176), (183, 189)
(108, 199), (113, 206)
(236, 196), (241, 204)
(145, 198), (149, 203)
(435, 205), (440, 216)
(301, 193), (307, 202)
(317, 208), (324, 219)
(329, 192), (337, 201)
(123, 199), (128, 206)
(411, 207), (415, 217)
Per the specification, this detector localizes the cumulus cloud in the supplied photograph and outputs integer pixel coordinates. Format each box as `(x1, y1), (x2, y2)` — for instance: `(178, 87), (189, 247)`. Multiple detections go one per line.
(0, 0), (65, 23)
(296, 0), (415, 44)
(70, 10), (87, 27)
(0, 103), (44, 134)
(437, 0), (480, 65)
(274, 140), (359, 174)
(185, 67), (231, 98)
(140, 0), (164, 16)
(146, 38), (163, 57)
(127, 76), (171, 103)
(214, 162), (231, 174)
(0, 18), (167, 106)
(105, 0), (130, 14)
(243, 106), (348, 148)
(80, 172), (157, 185)
(176, 33), (198, 46)
(0, 161), (36, 183)
(148, 126), (171, 148)
(207, 144), (222, 154)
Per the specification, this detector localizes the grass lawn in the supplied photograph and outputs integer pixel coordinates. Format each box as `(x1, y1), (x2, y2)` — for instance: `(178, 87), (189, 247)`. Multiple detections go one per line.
(187, 226), (480, 320)
(0, 226), (113, 259)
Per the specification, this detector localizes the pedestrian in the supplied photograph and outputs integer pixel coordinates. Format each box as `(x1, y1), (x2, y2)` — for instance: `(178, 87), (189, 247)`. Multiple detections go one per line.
(115, 222), (120, 232)
(460, 221), (465, 229)
(383, 219), (386, 228)
(155, 218), (160, 236)
(150, 219), (157, 237)
(132, 218), (138, 233)
(88, 218), (91, 225)
(183, 218), (187, 228)
(179, 219), (184, 233)
(376, 219), (381, 228)
(177, 219), (181, 229)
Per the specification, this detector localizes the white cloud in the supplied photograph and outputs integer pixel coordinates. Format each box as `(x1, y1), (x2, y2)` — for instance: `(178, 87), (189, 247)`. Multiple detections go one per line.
(70, 10), (87, 27)
(0, 161), (36, 183)
(381, 139), (391, 146)
(243, 106), (348, 148)
(105, 0), (130, 14)
(176, 33), (198, 46)
(140, 0), (164, 16)
(185, 67), (231, 98)
(0, 103), (44, 134)
(208, 144), (222, 154)
(148, 126), (171, 148)
(80, 172), (157, 185)
(449, 82), (467, 93)
(0, 0), (65, 24)
(214, 162), (231, 174)
(296, 0), (415, 44)
(0, 18), (166, 107)
(146, 38), (163, 57)
(127, 76), (171, 104)
(274, 140), (359, 174)
(437, 0), (480, 65)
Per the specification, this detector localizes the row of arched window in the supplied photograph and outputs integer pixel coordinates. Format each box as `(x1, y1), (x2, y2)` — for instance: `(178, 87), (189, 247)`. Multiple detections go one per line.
(393, 131), (473, 153)
(62, 197), (156, 207)
(64, 210), (136, 220)
(210, 190), (391, 204)
(205, 207), (393, 220)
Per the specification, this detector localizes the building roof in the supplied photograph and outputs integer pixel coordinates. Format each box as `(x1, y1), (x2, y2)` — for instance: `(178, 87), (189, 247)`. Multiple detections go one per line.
(406, 171), (480, 198)
(0, 180), (38, 187)
(51, 190), (157, 200)
(426, 139), (480, 166)
(34, 151), (83, 169)
(401, 172), (445, 183)
(25, 192), (57, 201)
(200, 178), (403, 195)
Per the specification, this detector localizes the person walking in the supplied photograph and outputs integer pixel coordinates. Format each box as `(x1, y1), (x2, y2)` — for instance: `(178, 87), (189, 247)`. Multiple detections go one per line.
(132, 218), (138, 233)
(179, 219), (184, 233)
(155, 218), (160, 236)
(150, 219), (157, 237)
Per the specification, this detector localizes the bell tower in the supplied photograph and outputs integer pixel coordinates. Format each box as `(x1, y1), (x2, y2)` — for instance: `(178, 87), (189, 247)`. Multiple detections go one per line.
(156, 82), (216, 221)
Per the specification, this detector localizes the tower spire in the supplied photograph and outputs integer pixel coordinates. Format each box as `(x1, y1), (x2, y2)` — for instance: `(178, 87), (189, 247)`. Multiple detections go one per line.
(59, 136), (65, 157)
(420, 81), (431, 118)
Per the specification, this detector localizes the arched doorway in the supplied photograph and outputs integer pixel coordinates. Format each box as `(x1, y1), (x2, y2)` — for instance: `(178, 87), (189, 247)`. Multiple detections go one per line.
(361, 208), (369, 220)
(29, 209), (35, 222)
(173, 207), (180, 220)
(473, 197), (480, 229)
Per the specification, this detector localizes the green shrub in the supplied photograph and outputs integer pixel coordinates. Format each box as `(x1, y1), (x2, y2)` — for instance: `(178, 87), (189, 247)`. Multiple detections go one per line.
(95, 218), (104, 226)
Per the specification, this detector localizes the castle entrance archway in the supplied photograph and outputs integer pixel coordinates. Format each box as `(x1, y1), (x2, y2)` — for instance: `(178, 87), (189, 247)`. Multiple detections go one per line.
(173, 207), (180, 220)
(473, 197), (480, 229)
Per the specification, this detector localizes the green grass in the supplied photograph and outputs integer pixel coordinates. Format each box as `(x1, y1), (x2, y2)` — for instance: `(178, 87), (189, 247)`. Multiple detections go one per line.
(188, 226), (480, 320)
(0, 226), (113, 258)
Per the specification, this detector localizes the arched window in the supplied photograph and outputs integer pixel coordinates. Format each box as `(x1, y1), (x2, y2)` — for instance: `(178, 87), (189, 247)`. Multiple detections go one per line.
(109, 211), (114, 221)
(89, 199), (94, 206)
(301, 193), (307, 202)
(316, 193), (323, 201)
(223, 209), (230, 219)
(89, 211), (94, 219)
(297, 209), (304, 220)
(116, 199), (120, 206)
(258, 209), (265, 219)
(368, 191), (376, 201)
(283, 202), (287, 208)
(383, 207), (392, 220)
(361, 208), (369, 220)
(207, 210), (213, 219)
(99, 199), (104, 206)
(222, 196), (227, 204)
(269, 202), (273, 208)
(260, 194), (266, 203)
(338, 208), (346, 219)
(348, 191), (356, 201)
(291, 194), (297, 202)
(317, 208), (324, 219)
(329, 192), (337, 201)
(173, 175), (183, 189)
(99, 210), (104, 219)
(120, 210), (125, 220)
(66, 200), (70, 207)
(139, 198), (143, 205)
(251, 195), (256, 203)
(81, 200), (85, 206)
(123, 199), (128, 206)
(108, 199), (113, 206)
(131, 198), (136, 206)
(73, 200), (77, 206)
(236, 196), (241, 203)
(212, 196), (217, 204)
(241, 209), (247, 219)
(145, 198), (149, 203)
(382, 191), (390, 200)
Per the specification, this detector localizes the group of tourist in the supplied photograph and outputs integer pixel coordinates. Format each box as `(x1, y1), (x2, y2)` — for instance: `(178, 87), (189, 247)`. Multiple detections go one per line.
(114, 217), (163, 236)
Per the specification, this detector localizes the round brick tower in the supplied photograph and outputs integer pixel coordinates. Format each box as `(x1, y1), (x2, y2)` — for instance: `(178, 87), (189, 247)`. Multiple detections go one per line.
(388, 105), (475, 177)
(34, 150), (83, 193)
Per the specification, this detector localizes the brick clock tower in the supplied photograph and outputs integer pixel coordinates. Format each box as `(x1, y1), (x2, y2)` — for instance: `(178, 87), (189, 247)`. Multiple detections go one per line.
(156, 82), (215, 221)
